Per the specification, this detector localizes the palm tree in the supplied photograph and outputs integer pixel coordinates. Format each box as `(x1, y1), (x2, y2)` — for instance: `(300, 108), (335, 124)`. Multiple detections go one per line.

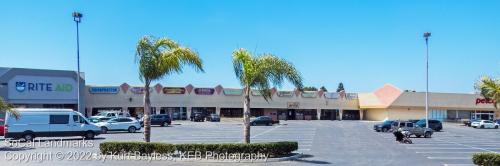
(476, 76), (500, 108)
(0, 97), (19, 119)
(232, 48), (303, 143)
(136, 36), (203, 142)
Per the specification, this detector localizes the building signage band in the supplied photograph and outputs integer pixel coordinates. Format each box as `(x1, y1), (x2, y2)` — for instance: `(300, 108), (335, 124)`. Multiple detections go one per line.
(251, 90), (262, 96)
(194, 88), (215, 95)
(287, 102), (300, 109)
(130, 87), (153, 94)
(8, 75), (77, 100)
(89, 87), (120, 94)
(223, 89), (243, 96)
(278, 91), (294, 97)
(301, 91), (317, 98)
(324, 92), (339, 99)
(162, 87), (186, 94)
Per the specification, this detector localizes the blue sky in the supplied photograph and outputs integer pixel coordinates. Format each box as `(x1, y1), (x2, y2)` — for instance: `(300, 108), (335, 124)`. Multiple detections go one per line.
(1, 0), (499, 93)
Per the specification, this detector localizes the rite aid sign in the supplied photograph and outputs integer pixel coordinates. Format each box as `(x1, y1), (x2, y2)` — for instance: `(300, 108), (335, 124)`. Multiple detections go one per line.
(8, 75), (77, 100)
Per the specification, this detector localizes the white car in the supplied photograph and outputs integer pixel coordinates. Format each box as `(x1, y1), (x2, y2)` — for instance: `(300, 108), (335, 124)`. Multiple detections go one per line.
(95, 117), (141, 134)
(91, 111), (130, 119)
(471, 120), (499, 129)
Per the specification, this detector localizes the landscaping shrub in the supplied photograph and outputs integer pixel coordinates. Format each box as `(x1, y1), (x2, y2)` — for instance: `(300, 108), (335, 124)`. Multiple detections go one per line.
(100, 141), (175, 154)
(472, 152), (500, 166)
(100, 141), (298, 157)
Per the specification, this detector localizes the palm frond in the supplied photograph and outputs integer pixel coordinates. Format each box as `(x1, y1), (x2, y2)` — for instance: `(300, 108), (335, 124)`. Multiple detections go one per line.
(476, 76), (500, 109)
(0, 97), (19, 119)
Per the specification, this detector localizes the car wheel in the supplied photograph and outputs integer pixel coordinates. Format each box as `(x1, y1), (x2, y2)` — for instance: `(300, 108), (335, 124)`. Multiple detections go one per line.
(382, 128), (388, 132)
(22, 133), (35, 142)
(375, 130), (380, 132)
(416, 135), (421, 138)
(267, 122), (271, 126)
(424, 132), (431, 138)
(163, 122), (168, 127)
(101, 127), (108, 134)
(84, 131), (95, 140)
(128, 126), (136, 133)
(480, 125), (485, 129)
(252, 122), (257, 126)
(495, 126), (499, 129)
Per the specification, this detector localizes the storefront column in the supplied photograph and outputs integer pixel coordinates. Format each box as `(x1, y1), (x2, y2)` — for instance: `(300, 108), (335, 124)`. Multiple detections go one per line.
(216, 107), (221, 115)
(86, 107), (92, 117)
(360, 110), (364, 120)
(156, 107), (161, 115)
(122, 107), (128, 113)
(339, 109), (343, 120)
(316, 109), (321, 120)
(187, 107), (192, 120)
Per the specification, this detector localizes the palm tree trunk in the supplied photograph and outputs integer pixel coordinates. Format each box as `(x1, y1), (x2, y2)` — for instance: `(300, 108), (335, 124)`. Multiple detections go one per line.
(243, 86), (251, 144)
(143, 82), (151, 142)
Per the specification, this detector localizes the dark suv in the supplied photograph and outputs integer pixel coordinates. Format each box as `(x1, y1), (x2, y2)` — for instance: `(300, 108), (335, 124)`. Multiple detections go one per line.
(140, 114), (171, 127)
(373, 120), (397, 132)
(416, 119), (442, 131)
(191, 113), (205, 122)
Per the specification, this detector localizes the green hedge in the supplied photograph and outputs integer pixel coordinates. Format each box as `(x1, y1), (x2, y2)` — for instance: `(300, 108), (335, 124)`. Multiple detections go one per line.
(472, 152), (500, 166)
(100, 141), (298, 157)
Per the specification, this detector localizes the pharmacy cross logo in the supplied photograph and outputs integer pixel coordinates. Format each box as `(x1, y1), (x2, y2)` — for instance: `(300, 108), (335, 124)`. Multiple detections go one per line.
(16, 82), (26, 92)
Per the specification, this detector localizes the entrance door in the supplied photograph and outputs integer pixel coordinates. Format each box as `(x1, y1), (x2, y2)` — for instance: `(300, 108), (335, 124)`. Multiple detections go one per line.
(342, 110), (360, 120)
(287, 110), (296, 120)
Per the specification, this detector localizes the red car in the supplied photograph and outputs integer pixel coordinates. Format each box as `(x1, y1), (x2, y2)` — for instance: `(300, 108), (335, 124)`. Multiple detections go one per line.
(0, 118), (4, 136)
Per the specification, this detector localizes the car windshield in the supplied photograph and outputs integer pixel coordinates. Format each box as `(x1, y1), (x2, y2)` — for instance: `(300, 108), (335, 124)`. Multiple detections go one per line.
(96, 112), (107, 116)
(383, 121), (393, 125)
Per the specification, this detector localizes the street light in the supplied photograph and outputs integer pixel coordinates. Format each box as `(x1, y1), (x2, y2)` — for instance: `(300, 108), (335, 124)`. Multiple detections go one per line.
(423, 32), (431, 129)
(73, 12), (82, 113)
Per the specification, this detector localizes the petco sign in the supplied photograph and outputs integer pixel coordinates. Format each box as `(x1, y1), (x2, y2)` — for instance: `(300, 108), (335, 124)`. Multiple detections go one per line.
(8, 75), (77, 100)
(476, 98), (496, 105)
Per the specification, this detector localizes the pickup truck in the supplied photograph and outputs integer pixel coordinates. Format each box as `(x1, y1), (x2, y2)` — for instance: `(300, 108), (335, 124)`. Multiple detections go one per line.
(400, 122), (433, 138)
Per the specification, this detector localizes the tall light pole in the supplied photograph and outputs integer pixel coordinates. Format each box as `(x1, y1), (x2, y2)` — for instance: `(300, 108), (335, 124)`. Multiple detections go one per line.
(73, 12), (82, 113)
(423, 32), (431, 128)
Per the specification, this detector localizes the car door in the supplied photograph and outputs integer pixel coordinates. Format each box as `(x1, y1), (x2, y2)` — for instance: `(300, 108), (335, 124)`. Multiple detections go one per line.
(49, 114), (72, 137)
(107, 118), (119, 130)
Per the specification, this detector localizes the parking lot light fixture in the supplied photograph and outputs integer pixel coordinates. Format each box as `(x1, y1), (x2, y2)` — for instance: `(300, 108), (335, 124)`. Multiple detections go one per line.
(72, 12), (82, 113)
(423, 32), (431, 128)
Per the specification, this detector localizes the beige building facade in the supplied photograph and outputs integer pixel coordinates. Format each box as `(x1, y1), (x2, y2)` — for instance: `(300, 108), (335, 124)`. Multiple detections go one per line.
(85, 83), (498, 121)
(85, 83), (360, 121)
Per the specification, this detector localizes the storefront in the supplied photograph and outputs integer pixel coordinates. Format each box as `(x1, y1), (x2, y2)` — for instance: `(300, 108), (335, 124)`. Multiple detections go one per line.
(359, 84), (498, 121)
(0, 67), (85, 115)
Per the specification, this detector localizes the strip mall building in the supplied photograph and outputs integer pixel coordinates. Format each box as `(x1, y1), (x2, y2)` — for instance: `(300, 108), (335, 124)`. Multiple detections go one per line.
(1, 68), (497, 121)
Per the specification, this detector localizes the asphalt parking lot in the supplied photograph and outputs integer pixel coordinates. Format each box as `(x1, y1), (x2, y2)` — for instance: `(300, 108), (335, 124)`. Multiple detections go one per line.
(0, 120), (497, 166)
(374, 122), (500, 166)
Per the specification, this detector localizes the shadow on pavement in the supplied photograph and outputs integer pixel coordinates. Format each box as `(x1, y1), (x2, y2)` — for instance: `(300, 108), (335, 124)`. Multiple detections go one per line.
(291, 154), (331, 164)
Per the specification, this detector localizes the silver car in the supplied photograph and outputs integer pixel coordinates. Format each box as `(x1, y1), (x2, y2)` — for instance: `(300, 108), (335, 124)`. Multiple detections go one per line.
(400, 122), (433, 138)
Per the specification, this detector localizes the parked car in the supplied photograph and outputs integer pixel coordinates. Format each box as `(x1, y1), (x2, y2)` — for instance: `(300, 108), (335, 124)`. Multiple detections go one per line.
(416, 119), (442, 131)
(88, 117), (112, 123)
(91, 111), (130, 119)
(373, 120), (397, 132)
(4, 108), (101, 141)
(140, 114), (171, 127)
(250, 116), (278, 126)
(464, 119), (479, 127)
(400, 122), (433, 138)
(206, 114), (220, 122)
(471, 120), (499, 129)
(0, 118), (4, 136)
(190, 113), (205, 122)
(95, 117), (141, 134)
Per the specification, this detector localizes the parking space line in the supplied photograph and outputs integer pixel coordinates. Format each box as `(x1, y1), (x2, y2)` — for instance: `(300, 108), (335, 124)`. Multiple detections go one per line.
(416, 152), (481, 154)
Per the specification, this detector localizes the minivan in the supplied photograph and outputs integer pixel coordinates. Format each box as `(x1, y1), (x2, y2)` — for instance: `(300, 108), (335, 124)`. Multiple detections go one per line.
(4, 108), (101, 141)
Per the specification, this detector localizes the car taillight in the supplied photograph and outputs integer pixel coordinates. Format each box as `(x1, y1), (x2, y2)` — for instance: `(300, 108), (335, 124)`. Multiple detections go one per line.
(4, 125), (8, 134)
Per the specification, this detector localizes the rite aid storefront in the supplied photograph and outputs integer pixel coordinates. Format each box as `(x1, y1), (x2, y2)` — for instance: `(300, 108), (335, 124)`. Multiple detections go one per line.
(0, 67), (86, 115)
